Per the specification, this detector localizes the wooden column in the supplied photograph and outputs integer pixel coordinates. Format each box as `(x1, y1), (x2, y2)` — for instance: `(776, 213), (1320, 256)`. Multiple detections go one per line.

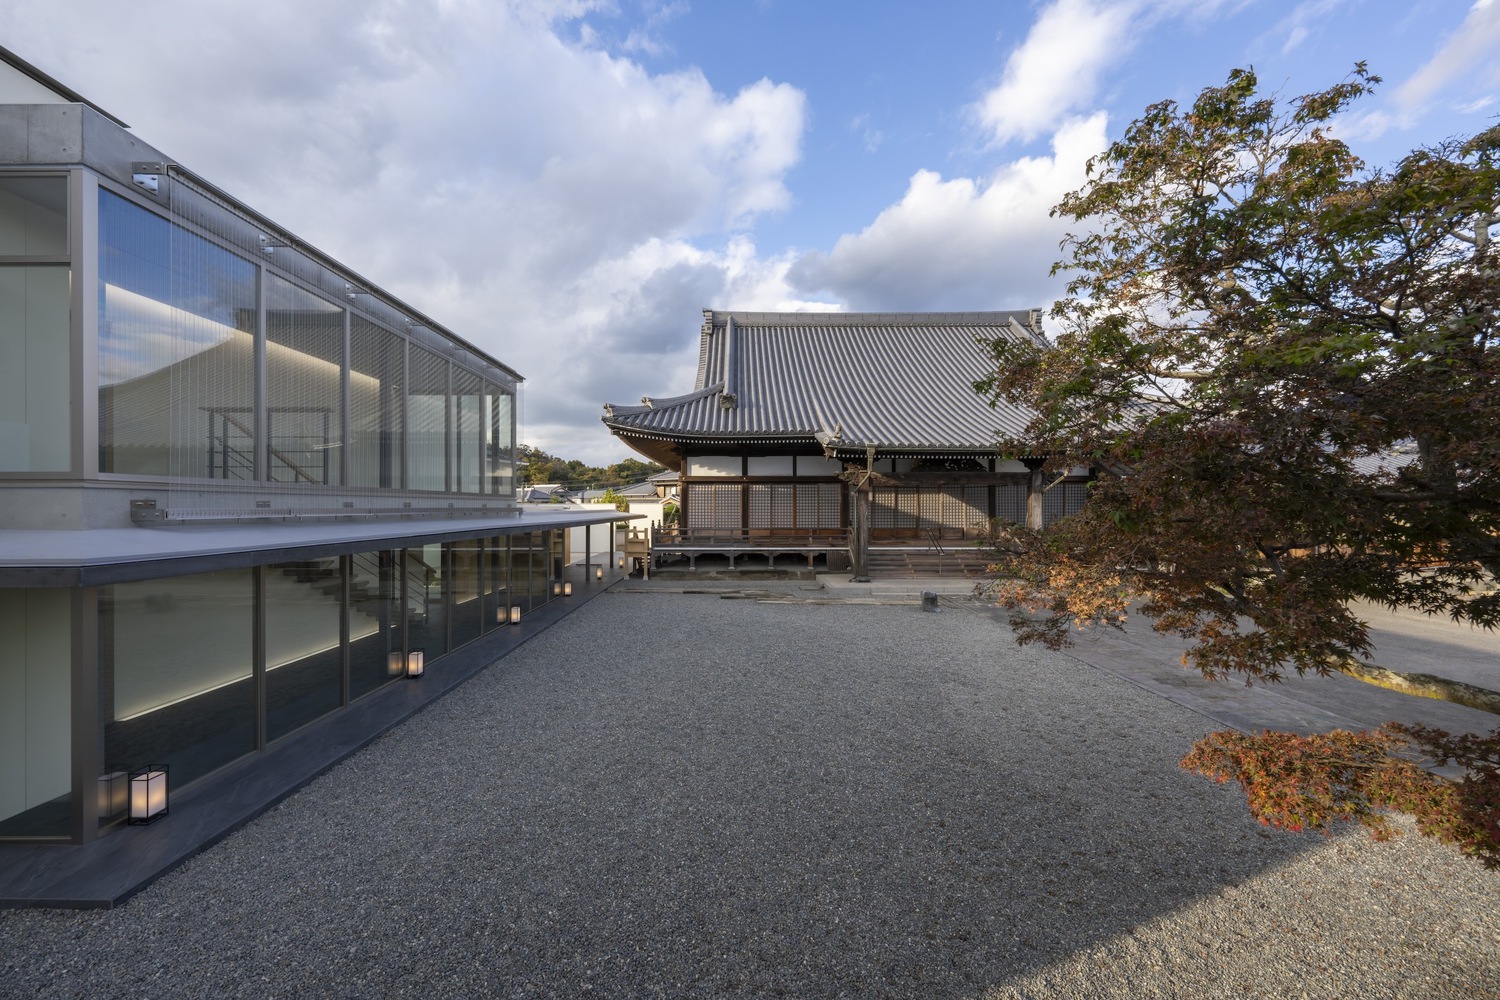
(1024, 458), (1046, 531)
(850, 482), (871, 581)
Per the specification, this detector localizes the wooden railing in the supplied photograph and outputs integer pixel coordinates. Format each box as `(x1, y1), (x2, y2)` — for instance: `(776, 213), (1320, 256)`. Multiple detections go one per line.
(652, 526), (848, 548)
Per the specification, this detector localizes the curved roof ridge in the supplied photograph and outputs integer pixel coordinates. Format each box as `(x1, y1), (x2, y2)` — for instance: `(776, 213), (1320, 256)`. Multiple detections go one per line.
(603, 383), (724, 420)
(705, 308), (1042, 330)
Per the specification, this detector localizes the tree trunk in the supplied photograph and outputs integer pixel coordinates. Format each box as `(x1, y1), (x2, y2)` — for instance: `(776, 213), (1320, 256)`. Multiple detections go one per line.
(1327, 654), (1500, 717)
(1025, 460), (1045, 531)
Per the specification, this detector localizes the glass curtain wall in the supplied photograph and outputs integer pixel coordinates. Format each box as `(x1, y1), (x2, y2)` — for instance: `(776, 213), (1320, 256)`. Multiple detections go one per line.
(0, 589), (72, 839)
(0, 176), (71, 473)
(98, 190), (259, 478)
(265, 558), (344, 742)
(483, 536), (509, 630)
(265, 275), (344, 487)
(486, 384), (514, 496)
(452, 368), (483, 494)
(349, 550), (402, 700)
(449, 539), (483, 647)
(350, 317), (404, 490)
(95, 186), (511, 498)
(99, 568), (256, 793)
(406, 543), (447, 659)
(408, 347), (448, 492)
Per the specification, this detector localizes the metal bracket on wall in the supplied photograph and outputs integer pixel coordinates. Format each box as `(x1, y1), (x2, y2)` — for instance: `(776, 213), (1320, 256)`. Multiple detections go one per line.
(129, 162), (170, 204)
(129, 499), (164, 523)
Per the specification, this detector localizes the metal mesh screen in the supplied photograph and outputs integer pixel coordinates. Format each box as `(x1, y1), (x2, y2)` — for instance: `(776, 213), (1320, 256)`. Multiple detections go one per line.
(407, 345), (448, 492)
(349, 317), (404, 490)
(264, 272), (344, 486)
(98, 188), (258, 486)
(451, 367), (483, 494)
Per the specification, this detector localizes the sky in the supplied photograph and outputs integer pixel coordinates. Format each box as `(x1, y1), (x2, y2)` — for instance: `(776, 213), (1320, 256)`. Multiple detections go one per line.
(5, 0), (1498, 466)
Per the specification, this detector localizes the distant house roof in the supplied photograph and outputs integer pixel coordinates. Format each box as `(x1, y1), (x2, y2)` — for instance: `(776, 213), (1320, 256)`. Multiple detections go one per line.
(618, 480), (659, 497)
(602, 309), (1046, 466)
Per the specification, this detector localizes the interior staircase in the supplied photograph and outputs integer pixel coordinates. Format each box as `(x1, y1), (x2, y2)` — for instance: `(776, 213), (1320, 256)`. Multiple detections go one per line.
(865, 546), (994, 578)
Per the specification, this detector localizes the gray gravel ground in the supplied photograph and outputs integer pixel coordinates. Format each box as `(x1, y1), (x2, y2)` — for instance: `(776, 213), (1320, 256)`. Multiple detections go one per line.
(3, 592), (1497, 999)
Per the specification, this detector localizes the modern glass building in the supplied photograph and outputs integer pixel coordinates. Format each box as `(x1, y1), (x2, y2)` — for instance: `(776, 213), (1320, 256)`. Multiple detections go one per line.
(0, 47), (625, 853)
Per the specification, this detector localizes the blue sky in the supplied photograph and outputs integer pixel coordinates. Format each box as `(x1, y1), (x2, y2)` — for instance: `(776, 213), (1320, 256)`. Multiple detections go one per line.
(5, 0), (1497, 464)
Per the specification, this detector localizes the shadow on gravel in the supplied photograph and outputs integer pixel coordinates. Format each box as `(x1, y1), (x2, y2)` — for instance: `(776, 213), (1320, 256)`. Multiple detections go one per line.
(3, 593), (1491, 998)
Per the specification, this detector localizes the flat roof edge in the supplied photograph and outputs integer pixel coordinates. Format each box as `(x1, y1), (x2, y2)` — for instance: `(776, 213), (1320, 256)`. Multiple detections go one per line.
(0, 44), (129, 128)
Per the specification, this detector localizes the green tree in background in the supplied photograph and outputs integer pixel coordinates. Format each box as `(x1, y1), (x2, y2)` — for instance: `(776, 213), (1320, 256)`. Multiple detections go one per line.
(976, 66), (1499, 865)
(518, 444), (664, 491)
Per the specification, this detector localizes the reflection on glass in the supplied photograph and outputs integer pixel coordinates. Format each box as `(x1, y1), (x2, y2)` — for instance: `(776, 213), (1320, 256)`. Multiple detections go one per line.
(452, 368), (482, 494)
(486, 386), (514, 496)
(407, 543), (446, 659)
(265, 275), (343, 486)
(266, 558), (344, 741)
(350, 550), (401, 700)
(482, 536), (508, 631)
(450, 539), (482, 648)
(0, 589), (72, 839)
(0, 266), (71, 472)
(0, 176), (67, 256)
(101, 568), (255, 789)
(509, 532), (535, 614)
(408, 346), (447, 491)
(534, 531), (553, 606)
(98, 191), (257, 477)
(350, 318), (404, 489)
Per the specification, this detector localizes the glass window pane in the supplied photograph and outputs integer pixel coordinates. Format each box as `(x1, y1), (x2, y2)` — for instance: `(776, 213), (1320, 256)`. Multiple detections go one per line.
(406, 543), (446, 659)
(486, 386), (513, 496)
(350, 319), (404, 489)
(509, 533), (535, 615)
(483, 536), (507, 631)
(266, 558), (344, 741)
(0, 589), (72, 840)
(349, 550), (402, 700)
(0, 265), (72, 472)
(530, 531), (550, 606)
(265, 275), (343, 486)
(449, 539), (482, 647)
(98, 191), (258, 478)
(101, 568), (255, 789)
(407, 347), (447, 492)
(451, 369), (482, 494)
(0, 177), (67, 256)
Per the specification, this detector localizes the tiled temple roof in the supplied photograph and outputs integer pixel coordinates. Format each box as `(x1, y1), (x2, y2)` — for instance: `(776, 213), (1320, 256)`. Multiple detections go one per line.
(602, 309), (1047, 455)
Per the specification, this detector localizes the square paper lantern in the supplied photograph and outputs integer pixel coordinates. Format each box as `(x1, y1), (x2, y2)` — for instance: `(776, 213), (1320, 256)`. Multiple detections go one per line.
(406, 649), (425, 678)
(128, 766), (169, 825)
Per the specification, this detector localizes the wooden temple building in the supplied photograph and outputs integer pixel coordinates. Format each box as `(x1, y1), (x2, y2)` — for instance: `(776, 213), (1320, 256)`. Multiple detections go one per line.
(601, 310), (1089, 577)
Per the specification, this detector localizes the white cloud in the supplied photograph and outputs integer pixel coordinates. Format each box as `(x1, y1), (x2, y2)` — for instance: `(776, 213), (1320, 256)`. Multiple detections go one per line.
(1269, 0), (1349, 56)
(975, 0), (1232, 147)
(1395, 0), (1500, 112)
(0, 0), (807, 464)
(977, 0), (1136, 146)
(789, 114), (1109, 311)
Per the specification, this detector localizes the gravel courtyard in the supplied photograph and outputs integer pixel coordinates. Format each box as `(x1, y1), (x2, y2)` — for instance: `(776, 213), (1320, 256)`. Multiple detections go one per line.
(2, 591), (1496, 999)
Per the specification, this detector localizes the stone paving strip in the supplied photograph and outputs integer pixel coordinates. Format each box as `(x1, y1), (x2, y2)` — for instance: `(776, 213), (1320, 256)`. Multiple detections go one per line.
(2, 592), (1495, 998)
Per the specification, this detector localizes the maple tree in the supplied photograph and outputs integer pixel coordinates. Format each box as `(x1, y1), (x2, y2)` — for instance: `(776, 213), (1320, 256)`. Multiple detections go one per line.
(975, 67), (1500, 860)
